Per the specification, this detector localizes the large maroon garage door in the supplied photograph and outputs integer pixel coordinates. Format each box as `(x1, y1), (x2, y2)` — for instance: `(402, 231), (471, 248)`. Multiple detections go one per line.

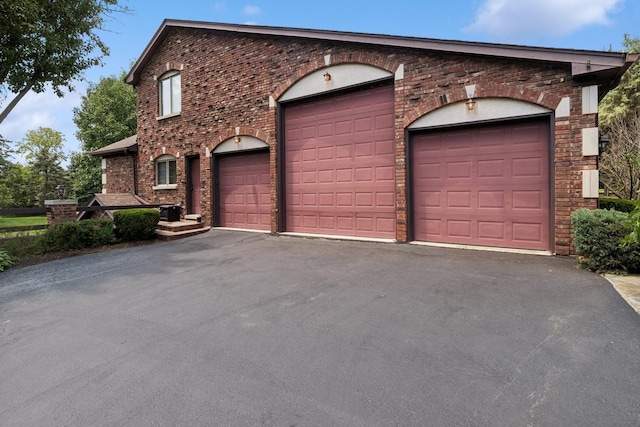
(284, 85), (395, 239)
(412, 119), (550, 250)
(217, 151), (270, 231)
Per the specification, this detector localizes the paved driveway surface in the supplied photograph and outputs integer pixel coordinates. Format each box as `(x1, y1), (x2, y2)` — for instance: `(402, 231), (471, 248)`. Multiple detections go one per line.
(1, 231), (639, 426)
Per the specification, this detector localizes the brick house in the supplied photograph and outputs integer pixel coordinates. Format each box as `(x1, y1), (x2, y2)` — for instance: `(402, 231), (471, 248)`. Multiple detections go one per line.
(121, 19), (636, 254)
(90, 134), (138, 195)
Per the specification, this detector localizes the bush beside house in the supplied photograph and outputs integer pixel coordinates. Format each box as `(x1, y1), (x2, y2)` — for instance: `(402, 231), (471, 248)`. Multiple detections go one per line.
(0, 250), (14, 271)
(572, 208), (640, 273)
(36, 219), (116, 252)
(113, 208), (160, 241)
(1, 209), (161, 271)
(599, 198), (638, 213)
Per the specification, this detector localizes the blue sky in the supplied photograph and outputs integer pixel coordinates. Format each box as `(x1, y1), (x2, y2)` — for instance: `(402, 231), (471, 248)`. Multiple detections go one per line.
(1, 0), (638, 162)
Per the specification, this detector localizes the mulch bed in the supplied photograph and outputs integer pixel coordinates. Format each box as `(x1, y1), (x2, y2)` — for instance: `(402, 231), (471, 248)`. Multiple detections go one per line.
(10, 240), (158, 269)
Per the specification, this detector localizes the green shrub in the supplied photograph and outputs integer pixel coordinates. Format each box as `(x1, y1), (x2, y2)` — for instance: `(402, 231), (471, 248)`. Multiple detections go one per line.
(572, 208), (640, 273)
(113, 208), (160, 241)
(0, 233), (39, 258)
(36, 219), (116, 253)
(624, 204), (640, 246)
(599, 198), (638, 213)
(0, 249), (14, 271)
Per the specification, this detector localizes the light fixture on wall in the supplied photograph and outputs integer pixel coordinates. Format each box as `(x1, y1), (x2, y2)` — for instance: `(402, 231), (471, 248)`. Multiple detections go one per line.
(323, 72), (331, 82)
(466, 98), (476, 111)
(234, 136), (242, 144)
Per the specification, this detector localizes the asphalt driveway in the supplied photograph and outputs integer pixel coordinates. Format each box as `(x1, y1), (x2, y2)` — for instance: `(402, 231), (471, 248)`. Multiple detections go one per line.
(1, 230), (639, 426)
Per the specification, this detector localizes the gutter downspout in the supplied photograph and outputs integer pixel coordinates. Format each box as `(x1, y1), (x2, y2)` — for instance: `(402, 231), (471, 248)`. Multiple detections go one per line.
(126, 148), (138, 195)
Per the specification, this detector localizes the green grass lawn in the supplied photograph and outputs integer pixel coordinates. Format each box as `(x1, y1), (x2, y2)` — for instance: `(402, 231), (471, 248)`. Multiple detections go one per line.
(0, 215), (47, 228)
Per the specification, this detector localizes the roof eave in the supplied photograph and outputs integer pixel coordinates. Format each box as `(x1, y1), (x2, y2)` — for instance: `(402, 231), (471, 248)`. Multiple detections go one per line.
(89, 135), (138, 157)
(125, 19), (634, 87)
(572, 53), (639, 100)
(90, 146), (138, 157)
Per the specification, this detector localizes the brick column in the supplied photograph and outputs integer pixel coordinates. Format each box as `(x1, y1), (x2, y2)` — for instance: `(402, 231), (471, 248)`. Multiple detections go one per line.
(45, 200), (78, 225)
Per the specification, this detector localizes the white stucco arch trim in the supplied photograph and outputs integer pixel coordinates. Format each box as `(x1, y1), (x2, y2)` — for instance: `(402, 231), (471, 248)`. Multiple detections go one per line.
(213, 136), (269, 154)
(408, 98), (552, 129)
(278, 64), (393, 102)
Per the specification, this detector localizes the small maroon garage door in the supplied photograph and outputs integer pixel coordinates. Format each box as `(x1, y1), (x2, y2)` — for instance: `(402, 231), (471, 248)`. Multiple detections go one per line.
(284, 85), (396, 239)
(217, 151), (270, 231)
(412, 119), (550, 250)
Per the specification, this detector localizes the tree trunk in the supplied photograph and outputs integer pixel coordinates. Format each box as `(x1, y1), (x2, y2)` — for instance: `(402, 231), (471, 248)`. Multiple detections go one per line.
(0, 84), (34, 125)
(630, 162), (635, 200)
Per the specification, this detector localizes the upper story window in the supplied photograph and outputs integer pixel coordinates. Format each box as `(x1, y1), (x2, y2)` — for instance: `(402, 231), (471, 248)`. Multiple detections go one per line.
(154, 155), (177, 189)
(159, 71), (181, 117)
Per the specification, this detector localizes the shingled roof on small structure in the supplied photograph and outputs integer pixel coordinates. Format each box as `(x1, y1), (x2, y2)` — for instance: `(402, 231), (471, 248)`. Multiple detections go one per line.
(90, 135), (137, 157)
(77, 193), (148, 221)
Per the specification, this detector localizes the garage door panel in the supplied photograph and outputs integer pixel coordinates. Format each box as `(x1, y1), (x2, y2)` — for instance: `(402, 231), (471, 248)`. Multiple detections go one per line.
(336, 193), (352, 206)
(377, 217), (396, 233)
(448, 220), (472, 238)
(412, 119), (550, 250)
(356, 192), (373, 207)
(303, 193), (317, 206)
(447, 192), (472, 208)
(513, 190), (543, 209)
(478, 221), (505, 240)
(376, 113), (395, 130)
(355, 167), (373, 182)
(375, 141), (394, 156)
(447, 161), (472, 179)
(478, 160), (505, 177)
(303, 215), (318, 228)
(287, 171), (301, 184)
(218, 151), (270, 231)
(478, 191), (505, 208)
(357, 217), (374, 232)
(302, 170), (316, 183)
(376, 166), (394, 181)
(354, 117), (373, 133)
(319, 216), (335, 229)
(512, 157), (543, 177)
(318, 123), (333, 138)
(377, 192), (395, 207)
(285, 85), (395, 238)
(512, 222), (543, 242)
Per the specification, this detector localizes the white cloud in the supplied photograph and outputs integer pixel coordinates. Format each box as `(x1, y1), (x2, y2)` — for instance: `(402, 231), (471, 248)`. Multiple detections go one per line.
(466, 0), (623, 41)
(214, 2), (226, 12)
(243, 5), (261, 16)
(0, 83), (85, 163)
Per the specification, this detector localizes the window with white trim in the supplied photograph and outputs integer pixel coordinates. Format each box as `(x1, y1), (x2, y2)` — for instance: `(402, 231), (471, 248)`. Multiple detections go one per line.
(155, 155), (177, 188)
(159, 72), (181, 116)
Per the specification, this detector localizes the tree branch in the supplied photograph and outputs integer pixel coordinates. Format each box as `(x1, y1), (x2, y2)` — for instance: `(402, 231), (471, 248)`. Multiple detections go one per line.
(0, 83), (34, 125)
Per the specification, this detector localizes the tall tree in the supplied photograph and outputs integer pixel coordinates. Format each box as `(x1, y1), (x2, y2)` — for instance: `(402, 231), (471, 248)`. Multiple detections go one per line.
(17, 127), (69, 205)
(599, 112), (640, 200)
(0, 135), (12, 181)
(0, 0), (128, 124)
(600, 35), (640, 126)
(73, 72), (137, 152)
(69, 72), (137, 203)
(599, 35), (640, 200)
(0, 162), (37, 208)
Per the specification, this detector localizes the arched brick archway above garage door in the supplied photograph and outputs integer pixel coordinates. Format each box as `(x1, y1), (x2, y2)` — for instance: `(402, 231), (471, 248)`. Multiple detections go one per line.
(283, 84), (396, 239)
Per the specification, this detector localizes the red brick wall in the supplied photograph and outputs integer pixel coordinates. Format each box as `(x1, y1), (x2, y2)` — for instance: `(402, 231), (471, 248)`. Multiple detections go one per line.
(103, 155), (136, 195)
(45, 201), (77, 225)
(132, 28), (597, 254)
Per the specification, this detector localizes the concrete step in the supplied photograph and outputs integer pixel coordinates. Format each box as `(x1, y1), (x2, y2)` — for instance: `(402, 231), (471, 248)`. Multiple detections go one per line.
(155, 226), (211, 241)
(157, 220), (205, 233)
